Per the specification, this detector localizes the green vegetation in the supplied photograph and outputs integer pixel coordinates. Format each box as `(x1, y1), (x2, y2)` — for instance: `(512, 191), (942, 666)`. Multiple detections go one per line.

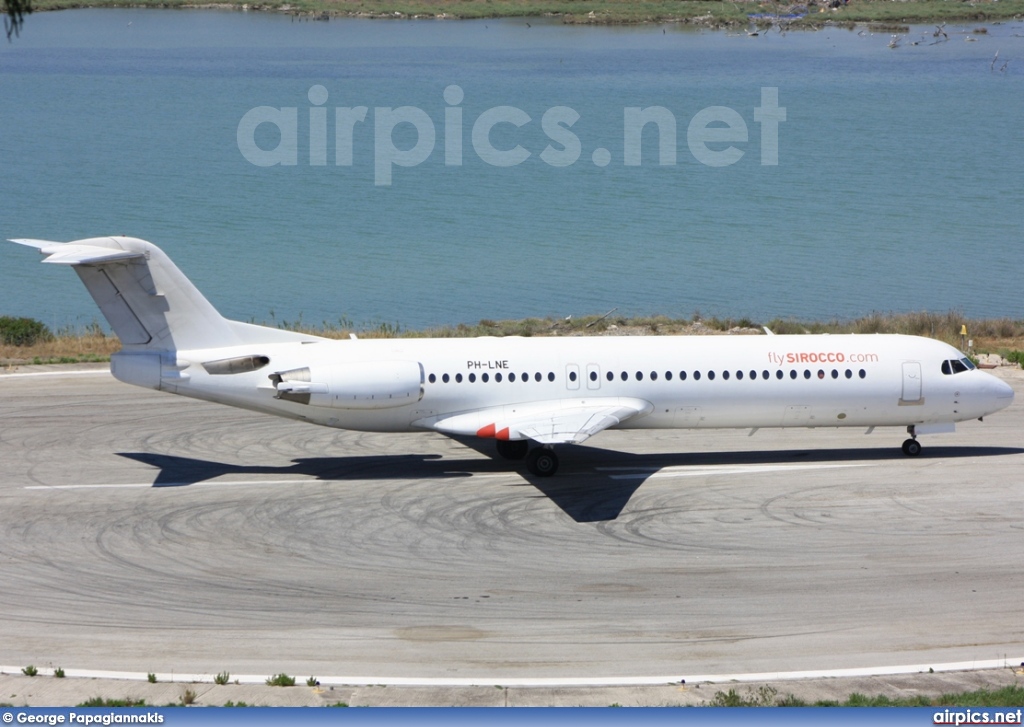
(223, 700), (251, 707)
(708, 684), (1024, 707)
(179, 687), (197, 705)
(21, 665), (38, 677)
(54, 667), (65, 678)
(266, 673), (296, 687)
(214, 671), (231, 685)
(77, 697), (148, 707)
(147, 673), (157, 683)
(22, 0), (1024, 26)
(0, 317), (51, 347)
(306, 676), (320, 687)
(329, 702), (351, 707)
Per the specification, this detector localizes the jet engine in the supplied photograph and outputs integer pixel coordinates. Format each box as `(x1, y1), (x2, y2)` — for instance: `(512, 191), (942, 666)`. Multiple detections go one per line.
(270, 360), (423, 409)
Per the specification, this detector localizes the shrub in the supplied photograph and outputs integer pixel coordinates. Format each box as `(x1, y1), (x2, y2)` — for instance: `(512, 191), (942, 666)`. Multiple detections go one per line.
(147, 673), (157, 683)
(22, 665), (38, 677)
(54, 667), (65, 678)
(180, 688), (196, 706)
(306, 676), (319, 687)
(0, 316), (53, 346)
(77, 698), (147, 707)
(265, 673), (295, 687)
(214, 671), (230, 685)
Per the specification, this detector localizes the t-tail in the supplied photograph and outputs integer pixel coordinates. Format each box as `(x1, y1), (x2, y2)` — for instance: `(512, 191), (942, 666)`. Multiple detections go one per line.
(10, 236), (320, 387)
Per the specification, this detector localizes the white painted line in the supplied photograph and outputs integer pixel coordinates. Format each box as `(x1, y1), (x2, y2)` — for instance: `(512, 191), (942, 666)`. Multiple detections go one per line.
(607, 463), (870, 480)
(0, 369), (110, 380)
(2, 657), (1021, 687)
(25, 478), (325, 491)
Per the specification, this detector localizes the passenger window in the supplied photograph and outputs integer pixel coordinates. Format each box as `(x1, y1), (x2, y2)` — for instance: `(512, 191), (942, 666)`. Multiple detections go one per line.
(509, 373), (516, 382)
(665, 371), (673, 381)
(606, 371), (613, 381)
(590, 371), (598, 382)
(859, 369), (866, 379)
(428, 373), (436, 383)
(534, 372), (542, 382)
(442, 373), (450, 383)
(708, 371), (716, 380)
(845, 369), (852, 379)
(737, 371), (744, 380)
(547, 372), (555, 382)
(636, 371), (644, 381)
(621, 371), (628, 381)
(482, 373), (489, 383)
(469, 373), (477, 383)
(763, 370), (770, 380)
(831, 369), (839, 379)
(722, 371), (730, 380)
(650, 371), (658, 381)
(803, 370), (811, 379)
(775, 370), (782, 380)
(679, 371), (687, 381)
(569, 371), (577, 382)
(495, 373), (502, 383)
(789, 370), (797, 380)
(817, 370), (824, 379)
(455, 373), (463, 383)
(694, 371), (701, 380)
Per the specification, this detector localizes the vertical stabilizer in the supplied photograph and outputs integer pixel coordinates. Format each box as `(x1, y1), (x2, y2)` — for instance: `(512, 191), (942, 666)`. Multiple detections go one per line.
(10, 236), (301, 352)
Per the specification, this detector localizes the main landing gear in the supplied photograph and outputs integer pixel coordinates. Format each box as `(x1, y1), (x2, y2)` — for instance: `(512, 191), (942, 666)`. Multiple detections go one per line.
(494, 439), (559, 476)
(525, 447), (559, 477)
(901, 425), (922, 457)
(495, 439), (529, 461)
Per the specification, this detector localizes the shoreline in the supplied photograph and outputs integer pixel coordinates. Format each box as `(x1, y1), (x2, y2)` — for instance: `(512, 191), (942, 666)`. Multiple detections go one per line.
(23, 0), (1024, 29)
(4, 312), (1024, 367)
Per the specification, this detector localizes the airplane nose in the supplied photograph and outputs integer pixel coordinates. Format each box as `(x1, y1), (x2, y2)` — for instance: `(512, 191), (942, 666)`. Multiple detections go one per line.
(994, 377), (1014, 401)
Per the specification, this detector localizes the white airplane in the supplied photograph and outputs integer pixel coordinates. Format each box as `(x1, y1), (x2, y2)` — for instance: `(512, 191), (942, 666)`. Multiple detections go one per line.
(10, 236), (1015, 476)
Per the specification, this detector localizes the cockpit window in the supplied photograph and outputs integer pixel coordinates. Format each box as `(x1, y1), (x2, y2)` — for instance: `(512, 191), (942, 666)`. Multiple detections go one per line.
(941, 358), (975, 375)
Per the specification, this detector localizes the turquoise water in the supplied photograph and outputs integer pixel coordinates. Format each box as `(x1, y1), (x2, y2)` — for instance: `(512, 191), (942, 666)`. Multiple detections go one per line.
(2, 10), (1022, 331)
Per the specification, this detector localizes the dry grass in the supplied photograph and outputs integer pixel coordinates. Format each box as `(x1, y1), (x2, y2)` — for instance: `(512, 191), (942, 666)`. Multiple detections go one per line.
(0, 331), (121, 365)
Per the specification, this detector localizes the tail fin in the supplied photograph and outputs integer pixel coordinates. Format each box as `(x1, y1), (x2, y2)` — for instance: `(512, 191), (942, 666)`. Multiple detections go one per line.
(11, 236), (318, 351)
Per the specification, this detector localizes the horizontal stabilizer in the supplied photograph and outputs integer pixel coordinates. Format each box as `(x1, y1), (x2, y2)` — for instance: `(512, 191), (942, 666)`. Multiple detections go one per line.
(9, 239), (145, 266)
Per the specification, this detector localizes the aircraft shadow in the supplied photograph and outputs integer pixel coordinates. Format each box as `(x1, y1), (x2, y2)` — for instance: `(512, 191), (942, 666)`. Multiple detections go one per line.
(117, 442), (1023, 524)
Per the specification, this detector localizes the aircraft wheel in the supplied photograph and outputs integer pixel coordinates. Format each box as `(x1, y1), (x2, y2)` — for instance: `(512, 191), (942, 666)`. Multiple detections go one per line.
(526, 448), (559, 477)
(496, 439), (529, 461)
(901, 438), (922, 457)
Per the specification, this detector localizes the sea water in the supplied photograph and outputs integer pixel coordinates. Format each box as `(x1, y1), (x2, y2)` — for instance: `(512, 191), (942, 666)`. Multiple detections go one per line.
(2, 10), (1022, 331)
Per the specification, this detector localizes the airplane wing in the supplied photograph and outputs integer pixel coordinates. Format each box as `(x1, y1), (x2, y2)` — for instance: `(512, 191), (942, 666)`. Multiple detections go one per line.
(413, 397), (653, 445)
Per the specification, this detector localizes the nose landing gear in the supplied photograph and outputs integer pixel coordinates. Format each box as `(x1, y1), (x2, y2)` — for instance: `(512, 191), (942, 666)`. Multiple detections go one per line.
(902, 425), (922, 456)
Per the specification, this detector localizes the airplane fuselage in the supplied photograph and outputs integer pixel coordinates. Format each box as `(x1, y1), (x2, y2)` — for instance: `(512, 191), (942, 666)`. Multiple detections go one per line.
(129, 332), (1012, 436)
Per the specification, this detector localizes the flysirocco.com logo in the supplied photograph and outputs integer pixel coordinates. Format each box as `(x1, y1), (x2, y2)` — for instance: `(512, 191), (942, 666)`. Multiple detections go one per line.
(237, 85), (786, 186)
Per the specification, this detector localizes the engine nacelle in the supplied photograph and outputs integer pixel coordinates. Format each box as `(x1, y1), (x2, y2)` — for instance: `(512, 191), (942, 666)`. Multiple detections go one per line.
(272, 360), (423, 410)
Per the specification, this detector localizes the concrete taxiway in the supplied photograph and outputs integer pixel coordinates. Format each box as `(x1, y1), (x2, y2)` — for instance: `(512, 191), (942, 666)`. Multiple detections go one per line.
(1, 364), (1022, 694)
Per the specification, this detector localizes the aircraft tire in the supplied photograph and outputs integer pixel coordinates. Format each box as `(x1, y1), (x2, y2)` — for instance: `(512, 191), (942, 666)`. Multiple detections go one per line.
(902, 438), (922, 456)
(496, 439), (529, 461)
(526, 448), (559, 477)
